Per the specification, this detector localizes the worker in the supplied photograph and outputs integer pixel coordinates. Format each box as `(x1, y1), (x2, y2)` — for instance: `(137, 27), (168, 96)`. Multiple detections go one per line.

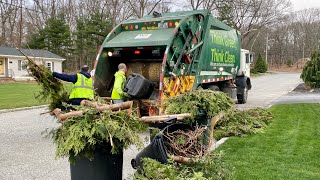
(111, 63), (128, 104)
(53, 65), (94, 105)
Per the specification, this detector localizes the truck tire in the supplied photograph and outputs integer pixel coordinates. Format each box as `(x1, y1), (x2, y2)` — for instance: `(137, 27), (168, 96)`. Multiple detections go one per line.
(208, 85), (220, 91)
(237, 86), (248, 104)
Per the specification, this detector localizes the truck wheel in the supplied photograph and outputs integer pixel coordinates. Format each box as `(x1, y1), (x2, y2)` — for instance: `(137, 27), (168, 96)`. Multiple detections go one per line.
(208, 85), (220, 91)
(196, 85), (204, 90)
(237, 86), (248, 104)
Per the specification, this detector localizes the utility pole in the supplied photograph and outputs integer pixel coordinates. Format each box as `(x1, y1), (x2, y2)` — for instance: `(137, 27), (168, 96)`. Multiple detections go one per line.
(265, 33), (268, 64)
(19, 0), (23, 48)
(302, 42), (305, 60)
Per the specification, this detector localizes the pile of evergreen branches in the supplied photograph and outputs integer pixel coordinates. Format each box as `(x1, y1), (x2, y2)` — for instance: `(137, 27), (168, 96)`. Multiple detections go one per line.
(134, 151), (234, 180)
(49, 107), (148, 161)
(163, 90), (233, 121)
(213, 108), (273, 140)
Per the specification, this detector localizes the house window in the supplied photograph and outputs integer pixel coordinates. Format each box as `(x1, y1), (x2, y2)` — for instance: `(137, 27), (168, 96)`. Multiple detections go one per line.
(18, 60), (27, 71)
(46, 62), (53, 71)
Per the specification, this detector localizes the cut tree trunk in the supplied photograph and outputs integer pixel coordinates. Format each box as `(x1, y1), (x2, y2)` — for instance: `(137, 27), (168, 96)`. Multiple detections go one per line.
(51, 101), (133, 122)
(140, 113), (192, 123)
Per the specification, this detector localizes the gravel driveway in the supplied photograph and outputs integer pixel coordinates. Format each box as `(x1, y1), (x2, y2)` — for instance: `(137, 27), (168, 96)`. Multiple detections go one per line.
(0, 72), (305, 180)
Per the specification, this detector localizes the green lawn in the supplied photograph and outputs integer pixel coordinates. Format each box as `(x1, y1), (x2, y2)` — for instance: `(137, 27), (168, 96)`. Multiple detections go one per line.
(0, 82), (47, 109)
(217, 104), (320, 180)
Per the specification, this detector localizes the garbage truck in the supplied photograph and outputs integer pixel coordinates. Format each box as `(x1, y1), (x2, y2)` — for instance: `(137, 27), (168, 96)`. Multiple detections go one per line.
(94, 10), (253, 116)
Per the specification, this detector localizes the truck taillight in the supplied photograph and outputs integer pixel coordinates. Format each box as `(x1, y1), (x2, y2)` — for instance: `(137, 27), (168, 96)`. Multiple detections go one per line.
(134, 50), (141, 55)
(149, 107), (155, 116)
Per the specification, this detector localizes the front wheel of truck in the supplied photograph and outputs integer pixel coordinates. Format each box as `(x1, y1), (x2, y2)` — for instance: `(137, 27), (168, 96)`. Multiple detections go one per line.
(237, 86), (248, 104)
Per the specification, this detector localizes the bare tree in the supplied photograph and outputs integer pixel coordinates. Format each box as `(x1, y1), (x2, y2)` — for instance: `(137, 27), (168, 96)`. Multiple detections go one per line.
(0, 0), (19, 46)
(126, 0), (164, 18)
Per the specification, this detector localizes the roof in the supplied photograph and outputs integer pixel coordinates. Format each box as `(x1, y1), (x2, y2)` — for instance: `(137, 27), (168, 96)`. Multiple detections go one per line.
(0, 47), (65, 60)
(104, 28), (173, 48)
(124, 10), (210, 24)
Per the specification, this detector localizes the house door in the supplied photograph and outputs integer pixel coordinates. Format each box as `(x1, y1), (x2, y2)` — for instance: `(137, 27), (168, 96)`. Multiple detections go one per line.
(0, 58), (4, 76)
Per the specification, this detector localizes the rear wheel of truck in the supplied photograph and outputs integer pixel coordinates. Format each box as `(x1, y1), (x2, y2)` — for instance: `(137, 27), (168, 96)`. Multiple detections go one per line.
(207, 85), (220, 91)
(237, 86), (248, 104)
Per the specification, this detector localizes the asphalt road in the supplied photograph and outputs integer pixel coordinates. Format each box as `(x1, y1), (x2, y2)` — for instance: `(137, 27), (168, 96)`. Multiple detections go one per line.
(0, 108), (69, 180)
(237, 72), (303, 108)
(0, 72), (309, 180)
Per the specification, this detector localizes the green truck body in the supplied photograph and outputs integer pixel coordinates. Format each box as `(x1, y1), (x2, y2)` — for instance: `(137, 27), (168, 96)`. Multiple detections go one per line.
(94, 10), (252, 114)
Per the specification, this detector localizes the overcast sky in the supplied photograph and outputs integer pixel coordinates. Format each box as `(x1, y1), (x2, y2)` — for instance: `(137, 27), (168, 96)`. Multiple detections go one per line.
(172, 0), (320, 12)
(292, 0), (320, 11)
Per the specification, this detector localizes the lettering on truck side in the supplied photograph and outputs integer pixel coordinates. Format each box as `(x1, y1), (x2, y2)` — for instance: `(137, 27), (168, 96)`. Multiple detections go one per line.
(210, 30), (236, 66)
(211, 49), (235, 64)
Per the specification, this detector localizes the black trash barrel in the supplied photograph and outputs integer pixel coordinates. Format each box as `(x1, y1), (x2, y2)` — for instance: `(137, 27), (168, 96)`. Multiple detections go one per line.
(132, 124), (193, 170)
(131, 134), (168, 170)
(123, 73), (154, 99)
(149, 117), (177, 141)
(70, 143), (123, 180)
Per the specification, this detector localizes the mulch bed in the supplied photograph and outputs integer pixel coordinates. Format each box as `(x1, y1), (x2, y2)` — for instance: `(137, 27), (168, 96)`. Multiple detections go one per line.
(291, 83), (320, 93)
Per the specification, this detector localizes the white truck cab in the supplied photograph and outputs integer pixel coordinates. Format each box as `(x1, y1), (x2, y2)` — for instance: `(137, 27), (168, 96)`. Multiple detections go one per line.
(238, 49), (254, 77)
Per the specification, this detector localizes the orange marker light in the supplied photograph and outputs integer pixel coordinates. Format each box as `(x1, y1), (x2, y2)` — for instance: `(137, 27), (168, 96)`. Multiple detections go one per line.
(134, 50), (141, 55)
(169, 22), (173, 27)
(125, 26), (128, 30)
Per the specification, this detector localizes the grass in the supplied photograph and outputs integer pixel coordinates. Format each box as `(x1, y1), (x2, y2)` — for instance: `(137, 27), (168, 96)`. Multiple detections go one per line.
(0, 82), (72, 109)
(251, 71), (274, 77)
(217, 104), (320, 180)
(0, 82), (46, 109)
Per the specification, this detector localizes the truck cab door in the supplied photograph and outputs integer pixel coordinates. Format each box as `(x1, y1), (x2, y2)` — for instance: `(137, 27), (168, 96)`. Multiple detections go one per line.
(244, 53), (254, 77)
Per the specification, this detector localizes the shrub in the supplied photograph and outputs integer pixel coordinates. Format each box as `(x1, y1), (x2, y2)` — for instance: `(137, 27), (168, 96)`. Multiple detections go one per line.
(301, 50), (320, 88)
(253, 54), (268, 73)
(251, 68), (258, 74)
(286, 59), (293, 67)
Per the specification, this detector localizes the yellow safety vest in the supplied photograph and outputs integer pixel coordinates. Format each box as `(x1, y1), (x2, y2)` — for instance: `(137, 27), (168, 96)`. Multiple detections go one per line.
(69, 74), (94, 100)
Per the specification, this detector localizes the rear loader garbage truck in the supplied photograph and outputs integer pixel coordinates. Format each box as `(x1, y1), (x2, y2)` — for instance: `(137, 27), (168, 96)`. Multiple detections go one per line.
(94, 10), (253, 116)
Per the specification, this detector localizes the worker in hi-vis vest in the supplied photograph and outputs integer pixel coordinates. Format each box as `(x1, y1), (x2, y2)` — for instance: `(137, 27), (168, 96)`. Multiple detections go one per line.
(53, 65), (94, 105)
(111, 63), (128, 104)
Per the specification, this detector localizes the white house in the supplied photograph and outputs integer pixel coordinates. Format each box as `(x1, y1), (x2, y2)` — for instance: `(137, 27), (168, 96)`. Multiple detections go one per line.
(0, 47), (65, 80)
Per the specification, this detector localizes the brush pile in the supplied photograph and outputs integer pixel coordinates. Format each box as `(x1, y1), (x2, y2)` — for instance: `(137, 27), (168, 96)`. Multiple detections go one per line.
(164, 90), (233, 122)
(153, 90), (233, 159)
(135, 92), (273, 179)
(50, 107), (148, 161)
(163, 126), (207, 158)
(213, 108), (273, 140)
